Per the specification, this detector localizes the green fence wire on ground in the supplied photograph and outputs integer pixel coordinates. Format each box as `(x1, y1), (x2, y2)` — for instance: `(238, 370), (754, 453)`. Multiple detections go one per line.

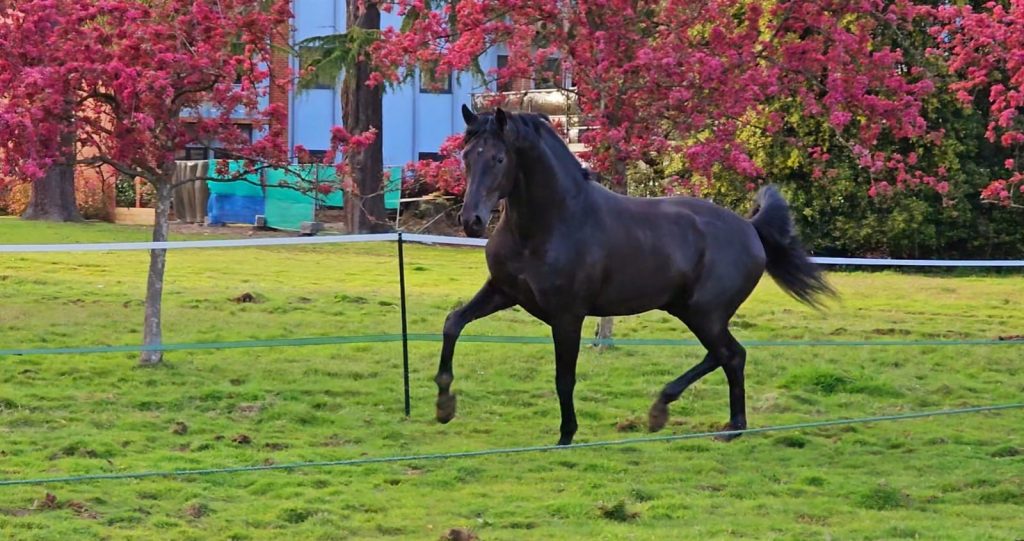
(1, 403), (1020, 488)
(2, 334), (1021, 357)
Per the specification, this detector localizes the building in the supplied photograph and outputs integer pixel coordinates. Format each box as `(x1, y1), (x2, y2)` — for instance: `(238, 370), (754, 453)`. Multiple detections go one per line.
(287, 0), (488, 168)
(287, 0), (582, 168)
(175, 0), (583, 168)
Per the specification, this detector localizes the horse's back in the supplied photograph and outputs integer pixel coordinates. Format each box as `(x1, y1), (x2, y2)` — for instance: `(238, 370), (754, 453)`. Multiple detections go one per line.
(596, 189), (766, 316)
(598, 189), (760, 255)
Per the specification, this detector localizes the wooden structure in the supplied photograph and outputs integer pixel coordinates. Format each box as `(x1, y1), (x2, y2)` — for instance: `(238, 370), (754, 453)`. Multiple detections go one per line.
(470, 89), (590, 158)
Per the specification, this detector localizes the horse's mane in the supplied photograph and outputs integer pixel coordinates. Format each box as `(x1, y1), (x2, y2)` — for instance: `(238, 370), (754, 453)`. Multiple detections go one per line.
(465, 110), (594, 182)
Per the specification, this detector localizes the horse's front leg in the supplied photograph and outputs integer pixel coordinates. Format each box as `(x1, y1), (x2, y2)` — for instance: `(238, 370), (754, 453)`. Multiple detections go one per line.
(551, 317), (584, 445)
(436, 280), (515, 423)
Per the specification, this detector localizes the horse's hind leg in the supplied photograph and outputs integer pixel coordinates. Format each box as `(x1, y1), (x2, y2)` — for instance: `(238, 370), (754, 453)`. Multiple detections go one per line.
(648, 312), (747, 441)
(712, 330), (747, 441)
(647, 352), (718, 432)
(436, 280), (515, 423)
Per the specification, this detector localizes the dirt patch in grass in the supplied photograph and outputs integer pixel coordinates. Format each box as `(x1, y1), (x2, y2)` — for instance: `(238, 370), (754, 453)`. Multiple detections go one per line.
(439, 527), (479, 540)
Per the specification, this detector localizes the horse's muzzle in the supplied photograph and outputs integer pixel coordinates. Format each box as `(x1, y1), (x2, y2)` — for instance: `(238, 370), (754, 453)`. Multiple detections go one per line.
(462, 213), (486, 238)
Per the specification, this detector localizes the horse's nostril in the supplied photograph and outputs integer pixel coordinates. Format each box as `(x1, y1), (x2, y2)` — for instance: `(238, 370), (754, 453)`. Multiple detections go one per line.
(462, 214), (486, 237)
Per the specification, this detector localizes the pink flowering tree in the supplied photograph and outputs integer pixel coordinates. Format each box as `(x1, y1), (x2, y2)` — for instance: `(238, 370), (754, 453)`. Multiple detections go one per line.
(0, 0), (372, 364)
(373, 0), (946, 197)
(930, 0), (1024, 207)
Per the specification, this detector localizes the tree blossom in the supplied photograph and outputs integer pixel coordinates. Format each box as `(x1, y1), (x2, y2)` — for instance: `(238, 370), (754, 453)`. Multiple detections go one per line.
(376, 0), (945, 197)
(930, 0), (1024, 205)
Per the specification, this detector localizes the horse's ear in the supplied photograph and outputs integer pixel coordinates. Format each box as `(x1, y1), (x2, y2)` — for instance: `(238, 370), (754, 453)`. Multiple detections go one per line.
(495, 107), (508, 132)
(461, 104), (477, 126)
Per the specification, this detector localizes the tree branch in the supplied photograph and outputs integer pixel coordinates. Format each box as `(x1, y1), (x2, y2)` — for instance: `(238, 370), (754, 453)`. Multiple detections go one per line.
(77, 156), (153, 182)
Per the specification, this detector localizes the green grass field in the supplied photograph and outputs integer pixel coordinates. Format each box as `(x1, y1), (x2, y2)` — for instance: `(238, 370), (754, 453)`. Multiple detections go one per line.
(0, 216), (1022, 540)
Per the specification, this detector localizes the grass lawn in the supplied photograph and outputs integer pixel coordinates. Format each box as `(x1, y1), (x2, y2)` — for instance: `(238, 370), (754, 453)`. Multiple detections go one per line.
(0, 216), (1022, 540)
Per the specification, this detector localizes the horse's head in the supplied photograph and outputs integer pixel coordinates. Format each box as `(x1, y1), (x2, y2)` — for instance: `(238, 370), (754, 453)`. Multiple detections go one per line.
(459, 104), (517, 238)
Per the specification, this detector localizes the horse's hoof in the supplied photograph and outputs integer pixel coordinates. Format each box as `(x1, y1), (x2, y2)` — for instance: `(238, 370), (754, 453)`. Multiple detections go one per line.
(648, 400), (669, 432)
(556, 437), (573, 446)
(713, 422), (745, 442)
(436, 393), (457, 424)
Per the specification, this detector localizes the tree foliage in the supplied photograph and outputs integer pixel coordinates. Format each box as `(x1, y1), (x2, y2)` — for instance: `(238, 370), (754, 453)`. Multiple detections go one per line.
(930, 0), (1024, 207)
(374, 0), (1022, 257)
(379, 0), (943, 188)
(1, 1), (278, 183)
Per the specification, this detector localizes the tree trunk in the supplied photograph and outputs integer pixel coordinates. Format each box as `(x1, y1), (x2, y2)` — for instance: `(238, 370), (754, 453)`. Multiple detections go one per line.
(592, 316), (615, 350)
(21, 127), (81, 221)
(139, 177), (172, 366)
(342, 0), (388, 234)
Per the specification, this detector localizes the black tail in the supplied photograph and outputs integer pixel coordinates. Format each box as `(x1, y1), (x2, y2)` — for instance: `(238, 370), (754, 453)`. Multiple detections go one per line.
(749, 185), (836, 308)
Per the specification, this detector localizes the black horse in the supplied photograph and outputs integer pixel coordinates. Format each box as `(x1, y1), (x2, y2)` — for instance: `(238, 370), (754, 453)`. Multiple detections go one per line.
(435, 105), (835, 445)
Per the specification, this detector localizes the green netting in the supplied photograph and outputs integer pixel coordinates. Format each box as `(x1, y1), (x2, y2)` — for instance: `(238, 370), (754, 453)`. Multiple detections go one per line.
(212, 162), (401, 230)
(311, 165), (344, 207)
(384, 166), (401, 210)
(206, 160), (263, 196)
(264, 169), (313, 231)
(264, 165), (346, 231)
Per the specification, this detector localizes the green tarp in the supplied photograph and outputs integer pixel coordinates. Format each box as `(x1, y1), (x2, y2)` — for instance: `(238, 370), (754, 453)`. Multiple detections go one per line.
(263, 165), (402, 231)
(264, 165), (338, 231)
(383, 166), (401, 210)
(206, 160), (263, 197)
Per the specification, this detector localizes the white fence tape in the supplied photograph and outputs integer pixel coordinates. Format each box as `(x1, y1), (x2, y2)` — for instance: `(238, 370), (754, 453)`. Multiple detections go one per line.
(401, 233), (488, 247)
(1, 232), (1022, 267)
(0, 233), (398, 253)
(811, 256), (1024, 267)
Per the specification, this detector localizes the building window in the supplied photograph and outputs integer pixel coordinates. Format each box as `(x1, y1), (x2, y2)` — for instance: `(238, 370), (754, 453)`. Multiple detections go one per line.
(298, 149), (328, 164)
(211, 124), (254, 159)
(419, 67), (451, 94)
(535, 57), (563, 89)
(238, 124), (254, 142)
(180, 147), (208, 161)
(298, 46), (335, 90)
(176, 124), (254, 160)
(496, 54), (512, 92)
(496, 54), (561, 91)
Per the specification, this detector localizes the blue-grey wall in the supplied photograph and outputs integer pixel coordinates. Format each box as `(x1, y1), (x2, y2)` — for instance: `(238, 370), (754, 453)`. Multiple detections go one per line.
(290, 0), (494, 167)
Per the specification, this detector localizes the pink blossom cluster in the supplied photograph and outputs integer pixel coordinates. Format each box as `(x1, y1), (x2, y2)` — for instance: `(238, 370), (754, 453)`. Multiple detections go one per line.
(930, 0), (1024, 205)
(404, 134), (467, 196)
(373, 0), (1015, 202)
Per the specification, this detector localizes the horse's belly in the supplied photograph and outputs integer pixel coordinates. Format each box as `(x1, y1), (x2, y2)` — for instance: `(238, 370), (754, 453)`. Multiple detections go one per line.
(588, 278), (682, 316)
(585, 246), (697, 316)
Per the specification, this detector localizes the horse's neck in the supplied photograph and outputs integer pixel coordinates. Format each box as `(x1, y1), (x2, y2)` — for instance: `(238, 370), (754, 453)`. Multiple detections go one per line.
(502, 144), (588, 242)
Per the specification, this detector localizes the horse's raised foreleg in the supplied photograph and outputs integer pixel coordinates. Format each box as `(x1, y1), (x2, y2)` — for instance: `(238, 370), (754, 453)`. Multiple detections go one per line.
(436, 280), (514, 424)
(551, 318), (584, 445)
